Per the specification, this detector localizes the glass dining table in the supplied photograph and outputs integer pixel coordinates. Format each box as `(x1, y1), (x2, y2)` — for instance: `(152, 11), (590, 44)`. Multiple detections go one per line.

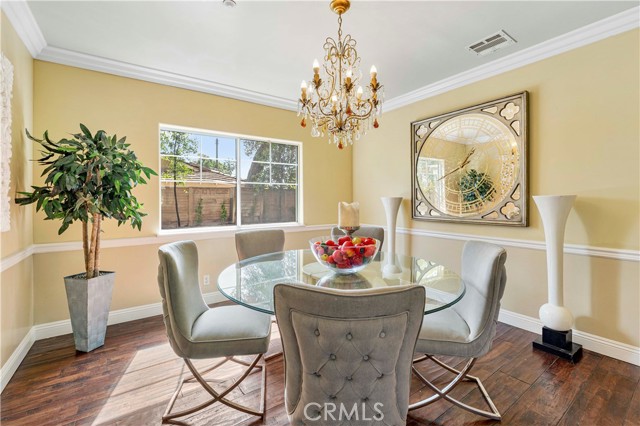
(217, 249), (465, 315)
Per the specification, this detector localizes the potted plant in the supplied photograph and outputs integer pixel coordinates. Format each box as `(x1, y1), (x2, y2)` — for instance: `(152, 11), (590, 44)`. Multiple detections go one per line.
(16, 124), (156, 352)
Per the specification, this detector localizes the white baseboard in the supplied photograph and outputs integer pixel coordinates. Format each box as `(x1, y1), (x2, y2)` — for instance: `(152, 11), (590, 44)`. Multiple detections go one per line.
(33, 291), (226, 341)
(498, 309), (640, 366)
(0, 327), (35, 393)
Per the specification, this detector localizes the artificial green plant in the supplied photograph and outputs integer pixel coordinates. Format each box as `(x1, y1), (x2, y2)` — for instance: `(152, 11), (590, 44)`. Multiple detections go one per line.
(16, 124), (156, 279)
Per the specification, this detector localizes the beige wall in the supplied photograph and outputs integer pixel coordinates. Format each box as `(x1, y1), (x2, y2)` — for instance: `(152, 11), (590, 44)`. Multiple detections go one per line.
(30, 62), (350, 323)
(1, 12), (34, 368)
(33, 230), (321, 324)
(33, 61), (351, 242)
(354, 30), (640, 346)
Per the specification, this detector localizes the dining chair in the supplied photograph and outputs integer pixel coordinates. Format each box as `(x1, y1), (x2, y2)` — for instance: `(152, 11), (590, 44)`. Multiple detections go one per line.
(235, 229), (285, 261)
(157, 240), (272, 423)
(331, 225), (385, 250)
(409, 240), (507, 420)
(274, 284), (425, 425)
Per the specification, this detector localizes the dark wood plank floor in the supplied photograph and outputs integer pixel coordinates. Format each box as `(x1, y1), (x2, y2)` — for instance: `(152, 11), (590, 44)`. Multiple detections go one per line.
(1, 315), (638, 426)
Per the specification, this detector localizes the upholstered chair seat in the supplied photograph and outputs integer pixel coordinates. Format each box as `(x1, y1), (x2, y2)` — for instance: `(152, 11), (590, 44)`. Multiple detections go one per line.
(275, 284), (425, 426)
(410, 240), (507, 420)
(187, 306), (272, 358)
(417, 309), (471, 345)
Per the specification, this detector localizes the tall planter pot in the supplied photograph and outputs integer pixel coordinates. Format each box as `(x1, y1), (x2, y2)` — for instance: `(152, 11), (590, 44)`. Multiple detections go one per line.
(64, 272), (115, 352)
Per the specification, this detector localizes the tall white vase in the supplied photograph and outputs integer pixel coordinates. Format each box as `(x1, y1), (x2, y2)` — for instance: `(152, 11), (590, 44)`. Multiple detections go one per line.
(534, 195), (576, 331)
(381, 197), (403, 275)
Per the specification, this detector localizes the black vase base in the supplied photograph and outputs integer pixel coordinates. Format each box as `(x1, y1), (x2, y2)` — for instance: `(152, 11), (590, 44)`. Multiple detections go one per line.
(533, 326), (583, 363)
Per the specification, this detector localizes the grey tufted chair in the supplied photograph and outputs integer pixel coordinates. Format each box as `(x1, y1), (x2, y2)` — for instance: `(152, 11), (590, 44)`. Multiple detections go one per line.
(157, 240), (272, 423)
(331, 226), (385, 251)
(274, 284), (425, 426)
(235, 229), (285, 261)
(410, 240), (507, 420)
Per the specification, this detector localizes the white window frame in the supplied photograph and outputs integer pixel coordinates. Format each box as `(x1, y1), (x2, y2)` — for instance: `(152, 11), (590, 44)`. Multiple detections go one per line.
(158, 123), (303, 235)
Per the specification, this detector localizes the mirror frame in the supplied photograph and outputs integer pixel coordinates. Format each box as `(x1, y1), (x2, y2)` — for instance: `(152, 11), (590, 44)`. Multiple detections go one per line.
(411, 92), (528, 226)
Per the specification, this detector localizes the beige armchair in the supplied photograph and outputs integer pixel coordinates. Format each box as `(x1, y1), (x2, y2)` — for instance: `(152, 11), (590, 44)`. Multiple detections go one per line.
(410, 240), (507, 420)
(157, 240), (272, 423)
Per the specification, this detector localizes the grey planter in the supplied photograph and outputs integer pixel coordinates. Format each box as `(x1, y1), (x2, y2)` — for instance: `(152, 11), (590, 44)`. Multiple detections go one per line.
(64, 271), (115, 352)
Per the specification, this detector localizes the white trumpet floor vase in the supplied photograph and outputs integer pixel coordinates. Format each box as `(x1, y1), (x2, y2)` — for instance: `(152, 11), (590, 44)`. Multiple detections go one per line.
(381, 197), (402, 276)
(532, 195), (582, 363)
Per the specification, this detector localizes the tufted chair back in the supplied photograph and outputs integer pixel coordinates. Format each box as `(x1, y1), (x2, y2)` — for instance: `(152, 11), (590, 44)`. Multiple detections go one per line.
(235, 229), (285, 261)
(274, 284), (425, 426)
(157, 241), (209, 359)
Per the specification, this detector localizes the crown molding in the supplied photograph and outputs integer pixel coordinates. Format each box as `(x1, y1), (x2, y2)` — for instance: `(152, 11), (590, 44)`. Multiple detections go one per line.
(36, 46), (298, 111)
(0, 0), (46, 57)
(384, 6), (640, 112)
(2, 1), (637, 113)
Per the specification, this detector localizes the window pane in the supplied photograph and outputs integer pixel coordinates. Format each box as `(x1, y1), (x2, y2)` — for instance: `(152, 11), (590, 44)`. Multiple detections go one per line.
(271, 143), (298, 164)
(201, 136), (236, 165)
(271, 165), (297, 184)
(243, 163), (270, 183)
(201, 158), (237, 179)
(241, 184), (297, 225)
(242, 139), (270, 161)
(161, 155), (200, 181)
(241, 139), (269, 174)
(161, 182), (237, 229)
(160, 130), (199, 156)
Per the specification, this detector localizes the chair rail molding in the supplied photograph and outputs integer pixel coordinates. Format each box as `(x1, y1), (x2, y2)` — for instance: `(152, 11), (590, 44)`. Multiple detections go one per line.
(0, 245), (35, 272)
(28, 224), (331, 254)
(397, 226), (640, 262)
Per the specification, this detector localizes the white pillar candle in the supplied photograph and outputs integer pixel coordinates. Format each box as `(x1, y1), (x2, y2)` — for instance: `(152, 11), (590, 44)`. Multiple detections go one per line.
(338, 202), (359, 227)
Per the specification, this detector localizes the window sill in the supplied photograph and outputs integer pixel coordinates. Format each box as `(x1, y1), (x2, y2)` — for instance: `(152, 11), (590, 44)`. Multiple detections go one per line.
(156, 222), (312, 238)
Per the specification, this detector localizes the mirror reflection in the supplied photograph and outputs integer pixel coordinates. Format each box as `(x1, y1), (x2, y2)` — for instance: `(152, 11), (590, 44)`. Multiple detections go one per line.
(416, 113), (519, 217)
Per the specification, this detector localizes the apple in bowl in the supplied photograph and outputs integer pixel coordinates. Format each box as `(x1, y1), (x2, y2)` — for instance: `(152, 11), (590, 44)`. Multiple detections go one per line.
(310, 236), (380, 274)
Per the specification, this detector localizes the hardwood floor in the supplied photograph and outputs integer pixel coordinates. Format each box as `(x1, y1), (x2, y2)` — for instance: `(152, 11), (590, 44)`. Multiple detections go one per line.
(1, 316), (638, 426)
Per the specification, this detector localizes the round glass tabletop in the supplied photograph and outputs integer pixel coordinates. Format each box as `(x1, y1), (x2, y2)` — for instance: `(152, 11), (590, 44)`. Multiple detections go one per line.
(217, 249), (465, 315)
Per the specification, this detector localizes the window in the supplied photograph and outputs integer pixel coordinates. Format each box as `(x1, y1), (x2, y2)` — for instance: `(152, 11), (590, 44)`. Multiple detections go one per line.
(160, 126), (300, 230)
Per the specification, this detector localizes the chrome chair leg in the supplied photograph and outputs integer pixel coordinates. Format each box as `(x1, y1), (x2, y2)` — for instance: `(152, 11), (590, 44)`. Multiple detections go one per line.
(162, 354), (267, 424)
(409, 355), (501, 421)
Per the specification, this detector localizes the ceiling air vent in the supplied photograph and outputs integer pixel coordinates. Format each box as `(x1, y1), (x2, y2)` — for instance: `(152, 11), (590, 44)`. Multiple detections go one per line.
(467, 30), (516, 56)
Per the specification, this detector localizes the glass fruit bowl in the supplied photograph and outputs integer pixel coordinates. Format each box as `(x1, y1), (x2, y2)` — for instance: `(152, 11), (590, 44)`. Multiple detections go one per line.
(309, 236), (380, 274)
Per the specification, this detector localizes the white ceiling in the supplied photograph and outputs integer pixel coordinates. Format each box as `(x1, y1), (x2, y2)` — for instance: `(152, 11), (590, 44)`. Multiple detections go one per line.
(23, 1), (640, 107)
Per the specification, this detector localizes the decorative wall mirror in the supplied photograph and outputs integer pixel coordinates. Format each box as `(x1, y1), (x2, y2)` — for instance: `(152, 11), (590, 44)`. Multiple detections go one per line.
(411, 92), (528, 226)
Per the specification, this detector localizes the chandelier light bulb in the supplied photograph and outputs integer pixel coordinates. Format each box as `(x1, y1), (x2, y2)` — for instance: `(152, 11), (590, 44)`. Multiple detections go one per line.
(370, 65), (377, 78)
(313, 59), (320, 73)
(300, 80), (307, 90)
(356, 86), (363, 100)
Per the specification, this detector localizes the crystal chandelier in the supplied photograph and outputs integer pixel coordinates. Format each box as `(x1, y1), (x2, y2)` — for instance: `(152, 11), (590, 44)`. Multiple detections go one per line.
(297, 0), (383, 150)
